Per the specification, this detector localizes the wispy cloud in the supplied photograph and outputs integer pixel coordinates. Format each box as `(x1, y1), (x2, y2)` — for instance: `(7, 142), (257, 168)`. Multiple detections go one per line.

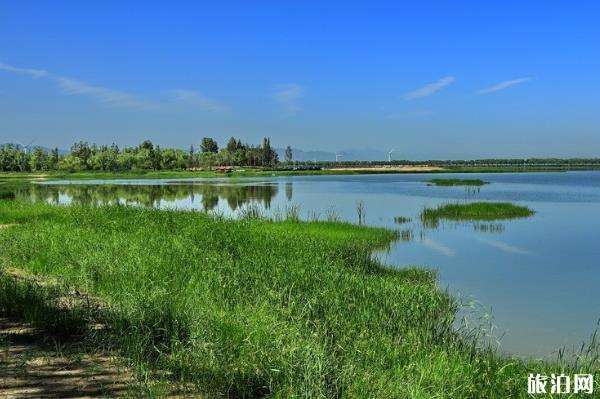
(0, 61), (230, 112)
(477, 237), (530, 255)
(169, 89), (230, 114)
(477, 77), (533, 94)
(0, 62), (48, 78)
(57, 78), (158, 110)
(421, 238), (455, 257)
(403, 76), (455, 100)
(273, 83), (304, 115)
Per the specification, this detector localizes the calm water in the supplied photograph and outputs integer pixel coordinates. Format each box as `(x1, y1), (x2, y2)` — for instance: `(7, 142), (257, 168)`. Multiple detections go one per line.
(24, 171), (600, 358)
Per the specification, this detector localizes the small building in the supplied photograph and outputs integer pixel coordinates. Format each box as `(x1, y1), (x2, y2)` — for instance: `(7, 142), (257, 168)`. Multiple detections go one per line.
(214, 166), (233, 173)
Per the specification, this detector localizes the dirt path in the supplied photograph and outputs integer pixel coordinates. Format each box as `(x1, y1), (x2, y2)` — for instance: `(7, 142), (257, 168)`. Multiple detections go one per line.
(0, 266), (134, 398)
(327, 165), (444, 172)
(0, 318), (133, 398)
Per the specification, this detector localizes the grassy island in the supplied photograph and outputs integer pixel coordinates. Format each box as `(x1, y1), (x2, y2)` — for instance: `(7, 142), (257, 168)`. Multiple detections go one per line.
(421, 202), (534, 225)
(0, 199), (591, 397)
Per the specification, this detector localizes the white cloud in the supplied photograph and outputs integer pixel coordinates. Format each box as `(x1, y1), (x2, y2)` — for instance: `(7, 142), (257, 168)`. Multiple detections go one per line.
(0, 62), (48, 78)
(403, 76), (455, 100)
(478, 77), (533, 94)
(273, 83), (304, 115)
(57, 78), (158, 110)
(169, 89), (230, 114)
(421, 238), (455, 257)
(477, 237), (530, 255)
(1, 62), (233, 112)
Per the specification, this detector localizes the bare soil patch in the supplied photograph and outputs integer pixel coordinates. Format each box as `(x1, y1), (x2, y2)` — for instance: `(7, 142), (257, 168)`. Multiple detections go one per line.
(0, 318), (133, 398)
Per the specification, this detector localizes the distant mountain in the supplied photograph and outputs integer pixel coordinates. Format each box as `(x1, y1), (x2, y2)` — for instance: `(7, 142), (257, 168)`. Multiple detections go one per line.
(276, 148), (485, 162)
(276, 148), (390, 162)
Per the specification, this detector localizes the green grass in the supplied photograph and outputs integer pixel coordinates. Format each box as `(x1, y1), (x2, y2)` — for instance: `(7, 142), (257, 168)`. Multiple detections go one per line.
(421, 202), (535, 227)
(428, 178), (488, 187)
(0, 199), (596, 397)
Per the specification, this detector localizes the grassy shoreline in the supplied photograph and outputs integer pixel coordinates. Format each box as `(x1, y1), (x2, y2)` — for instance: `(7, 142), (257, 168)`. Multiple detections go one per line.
(2, 164), (600, 182)
(420, 202), (535, 229)
(422, 202), (534, 220)
(0, 199), (596, 397)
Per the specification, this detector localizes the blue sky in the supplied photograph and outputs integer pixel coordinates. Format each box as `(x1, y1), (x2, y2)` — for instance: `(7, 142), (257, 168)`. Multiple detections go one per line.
(1, 1), (599, 159)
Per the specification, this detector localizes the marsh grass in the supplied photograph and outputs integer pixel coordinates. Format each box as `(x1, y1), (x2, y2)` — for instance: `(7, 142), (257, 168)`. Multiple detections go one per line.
(0, 200), (596, 398)
(237, 202), (265, 220)
(428, 178), (489, 187)
(421, 202), (534, 228)
(284, 204), (301, 222)
(356, 201), (365, 225)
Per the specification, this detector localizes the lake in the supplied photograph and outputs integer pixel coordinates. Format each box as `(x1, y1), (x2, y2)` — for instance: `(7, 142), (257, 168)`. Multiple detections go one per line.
(23, 171), (600, 358)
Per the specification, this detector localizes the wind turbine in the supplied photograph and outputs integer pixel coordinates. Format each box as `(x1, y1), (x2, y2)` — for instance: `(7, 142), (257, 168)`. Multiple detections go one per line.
(335, 152), (343, 162)
(16, 139), (36, 154)
(388, 148), (395, 163)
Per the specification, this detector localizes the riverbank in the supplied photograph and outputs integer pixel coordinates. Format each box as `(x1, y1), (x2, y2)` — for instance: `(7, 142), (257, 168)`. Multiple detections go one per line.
(0, 199), (596, 397)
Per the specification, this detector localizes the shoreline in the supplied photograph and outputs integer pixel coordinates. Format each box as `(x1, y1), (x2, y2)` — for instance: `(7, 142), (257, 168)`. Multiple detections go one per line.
(2, 164), (600, 182)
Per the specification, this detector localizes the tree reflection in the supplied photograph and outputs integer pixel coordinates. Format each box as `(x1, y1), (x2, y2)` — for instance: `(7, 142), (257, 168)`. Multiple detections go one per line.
(17, 183), (279, 212)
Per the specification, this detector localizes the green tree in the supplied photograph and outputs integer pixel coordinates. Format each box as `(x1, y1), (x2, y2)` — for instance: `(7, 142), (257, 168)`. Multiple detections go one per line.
(199, 152), (217, 169)
(226, 137), (238, 153)
(70, 141), (92, 169)
(29, 147), (49, 171)
(285, 145), (293, 163)
(58, 155), (84, 171)
(90, 146), (118, 171)
(188, 145), (196, 169)
(49, 148), (60, 170)
(261, 137), (278, 167)
(117, 151), (136, 170)
(200, 137), (219, 153)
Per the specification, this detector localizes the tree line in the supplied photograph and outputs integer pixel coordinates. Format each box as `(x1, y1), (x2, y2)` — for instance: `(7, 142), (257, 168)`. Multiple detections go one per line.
(0, 137), (295, 172)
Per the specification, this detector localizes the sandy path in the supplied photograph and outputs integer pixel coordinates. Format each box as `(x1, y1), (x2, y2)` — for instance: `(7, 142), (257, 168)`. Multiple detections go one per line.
(327, 166), (444, 172)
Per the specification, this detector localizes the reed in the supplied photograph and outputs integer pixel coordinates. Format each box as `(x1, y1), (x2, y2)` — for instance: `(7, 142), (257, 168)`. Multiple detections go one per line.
(0, 200), (592, 398)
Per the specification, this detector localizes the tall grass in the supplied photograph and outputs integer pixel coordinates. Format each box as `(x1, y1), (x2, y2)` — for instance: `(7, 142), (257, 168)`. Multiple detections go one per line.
(0, 200), (596, 397)
(421, 202), (534, 228)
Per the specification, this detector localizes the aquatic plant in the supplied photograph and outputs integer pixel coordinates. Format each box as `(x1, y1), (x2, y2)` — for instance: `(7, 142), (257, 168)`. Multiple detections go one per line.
(421, 202), (534, 226)
(356, 201), (365, 225)
(285, 204), (301, 222)
(237, 202), (265, 219)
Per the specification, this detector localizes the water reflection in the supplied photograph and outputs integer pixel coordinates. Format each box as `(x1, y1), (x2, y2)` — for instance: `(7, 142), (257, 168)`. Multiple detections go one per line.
(15, 172), (600, 357)
(473, 222), (505, 233)
(17, 183), (279, 211)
